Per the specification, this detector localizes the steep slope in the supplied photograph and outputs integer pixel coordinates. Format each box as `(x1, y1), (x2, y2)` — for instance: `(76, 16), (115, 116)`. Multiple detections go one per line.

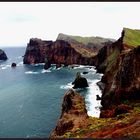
(57, 33), (115, 52)
(0, 49), (8, 60)
(123, 27), (140, 48)
(50, 89), (140, 138)
(23, 38), (96, 66)
(50, 28), (140, 138)
(94, 28), (140, 115)
(23, 38), (53, 64)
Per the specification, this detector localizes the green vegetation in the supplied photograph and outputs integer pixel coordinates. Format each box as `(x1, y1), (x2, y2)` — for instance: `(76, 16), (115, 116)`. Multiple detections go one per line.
(57, 33), (115, 46)
(123, 28), (140, 48)
(106, 47), (120, 72)
(75, 99), (85, 113)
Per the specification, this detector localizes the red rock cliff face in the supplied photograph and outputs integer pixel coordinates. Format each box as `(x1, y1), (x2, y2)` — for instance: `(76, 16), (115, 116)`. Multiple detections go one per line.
(95, 29), (140, 115)
(49, 89), (88, 138)
(23, 38), (95, 66)
(23, 38), (53, 64)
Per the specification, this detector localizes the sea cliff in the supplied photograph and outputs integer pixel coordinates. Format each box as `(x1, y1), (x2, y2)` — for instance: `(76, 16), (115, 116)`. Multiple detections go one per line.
(23, 34), (114, 68)
(50, 28), (140, 138)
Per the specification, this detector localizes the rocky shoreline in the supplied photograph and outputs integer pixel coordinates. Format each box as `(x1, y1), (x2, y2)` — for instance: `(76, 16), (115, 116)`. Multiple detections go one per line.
(23, 28), (140, 138)
(49, 28), (140, 138)
(49, 89), (140, 138)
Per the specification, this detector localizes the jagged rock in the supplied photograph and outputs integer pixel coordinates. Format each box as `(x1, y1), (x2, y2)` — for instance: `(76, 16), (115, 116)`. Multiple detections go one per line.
(44, 57), (51, 70)
(23, 38), (53, 64)
(72, 72), (89, 89)
(83, 71), (88, 74)
(11, 63), (16, 67)
(61, 89), (74, 114)
(100, 104), (132, 118)
(94, 28), (140, 116)
(97, 81), (105, 91)
(96, 95), (102, 100)
(54, 119), (74, 136)
(23, 34), (115, 66)
(0, 49), (8, 60)
(114, 104), (132, 116)
(50, 89), (88, 138)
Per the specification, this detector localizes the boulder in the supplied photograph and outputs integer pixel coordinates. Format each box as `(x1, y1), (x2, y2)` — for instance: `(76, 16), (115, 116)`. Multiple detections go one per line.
(72, 72), (89, 89)
(11, 63), (16, 67)
(82, 71), (88, 75)
(44, 57), (51, 70)
(96, 95), (102, 100)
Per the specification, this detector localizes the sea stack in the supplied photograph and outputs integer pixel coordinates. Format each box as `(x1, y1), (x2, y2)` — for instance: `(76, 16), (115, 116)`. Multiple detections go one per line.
(72, 72), (89, 89)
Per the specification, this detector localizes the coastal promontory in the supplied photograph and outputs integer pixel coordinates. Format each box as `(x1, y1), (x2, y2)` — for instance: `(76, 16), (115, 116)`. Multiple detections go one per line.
(50, 28), (140, 138)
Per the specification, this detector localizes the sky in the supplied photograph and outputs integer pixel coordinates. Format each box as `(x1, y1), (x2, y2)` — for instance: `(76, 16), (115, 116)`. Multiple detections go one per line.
(0, 2), (140, 47)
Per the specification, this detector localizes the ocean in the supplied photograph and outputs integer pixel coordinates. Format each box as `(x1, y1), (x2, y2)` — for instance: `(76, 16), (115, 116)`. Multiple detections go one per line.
(0, 47), (102, 138)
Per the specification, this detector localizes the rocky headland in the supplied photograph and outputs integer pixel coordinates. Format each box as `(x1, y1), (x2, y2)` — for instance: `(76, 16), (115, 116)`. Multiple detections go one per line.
(23, 28), (140, 138)
(0, 49), (7, 60)
(49, 28), (140, 138)
(23, 34), (115, 68)
(95, 28), (140, 116)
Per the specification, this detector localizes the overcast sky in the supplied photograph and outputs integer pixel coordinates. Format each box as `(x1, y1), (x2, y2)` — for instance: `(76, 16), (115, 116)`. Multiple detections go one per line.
(0, 2), (140, 47)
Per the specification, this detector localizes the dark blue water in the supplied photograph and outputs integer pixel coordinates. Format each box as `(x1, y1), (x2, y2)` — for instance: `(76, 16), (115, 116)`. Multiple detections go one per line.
(0, 47), (102, 138)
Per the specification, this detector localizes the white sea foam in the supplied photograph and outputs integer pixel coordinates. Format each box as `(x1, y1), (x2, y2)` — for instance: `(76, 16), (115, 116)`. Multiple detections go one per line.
(31, 63), (45, 66)
(41, 69), (51, 73)
(25, 71), (39, 74)
(17, 62), (23, 67)
(56, 67), (62, 70)
(85, 79), (102, 117)
(72, 65), (85, 69)
(60, 82), (73, 89)
(16, 56), (22, 59)
(0, 64), (11, 70)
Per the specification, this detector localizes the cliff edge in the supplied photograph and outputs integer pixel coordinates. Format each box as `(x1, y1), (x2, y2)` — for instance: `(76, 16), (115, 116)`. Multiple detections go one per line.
(50, 28), (140, 138)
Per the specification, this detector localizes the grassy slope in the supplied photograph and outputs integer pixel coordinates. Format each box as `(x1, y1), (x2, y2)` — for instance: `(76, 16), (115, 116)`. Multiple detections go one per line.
(62, 101), (140, 138)
(57, 33), (115, 46)
(57, 33), (115, 58)
(123, 28), (140, 48)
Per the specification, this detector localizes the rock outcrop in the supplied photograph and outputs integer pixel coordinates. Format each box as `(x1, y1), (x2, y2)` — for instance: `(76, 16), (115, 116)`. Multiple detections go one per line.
(23, 34), (115, 68)
(50, 90), (140, 138)
(23, 38), (97, 67)
(23, 38), (53, 64)
(0, 49), (7, 60)
(72, 72), (89, 89)
(57, 33), (115, 53)
(50, 28), (140, 139)
(93, 28), (140, 116)
(50, 89), (88, 138)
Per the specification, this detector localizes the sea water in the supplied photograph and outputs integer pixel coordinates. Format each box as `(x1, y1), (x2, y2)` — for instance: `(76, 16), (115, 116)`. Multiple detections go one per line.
(0, 47), (102, 138)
